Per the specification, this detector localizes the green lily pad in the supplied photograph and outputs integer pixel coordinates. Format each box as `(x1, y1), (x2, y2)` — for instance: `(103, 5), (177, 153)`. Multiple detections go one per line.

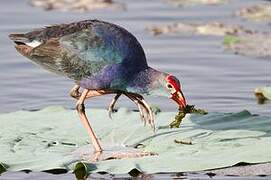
(1, 106), (271, 175)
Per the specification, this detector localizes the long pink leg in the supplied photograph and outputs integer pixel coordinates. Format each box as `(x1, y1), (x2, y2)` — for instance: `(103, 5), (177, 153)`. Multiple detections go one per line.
(69, 86), (152, 125)
(76, 89), (103, 152)
(69, 86), (157, 160)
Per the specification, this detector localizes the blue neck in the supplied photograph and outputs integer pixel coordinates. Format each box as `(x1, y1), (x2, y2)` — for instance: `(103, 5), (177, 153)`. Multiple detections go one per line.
(126, 67), (168, 96)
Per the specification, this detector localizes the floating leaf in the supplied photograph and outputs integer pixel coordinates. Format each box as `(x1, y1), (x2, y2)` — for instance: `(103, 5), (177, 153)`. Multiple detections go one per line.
(74, 162), (97, 180)
(255, 86), (271, 104)
(236, 5), (271, 22)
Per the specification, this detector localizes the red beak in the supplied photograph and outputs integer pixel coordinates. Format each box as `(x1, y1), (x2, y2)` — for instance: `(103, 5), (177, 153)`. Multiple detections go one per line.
(171, 91), (187, 109)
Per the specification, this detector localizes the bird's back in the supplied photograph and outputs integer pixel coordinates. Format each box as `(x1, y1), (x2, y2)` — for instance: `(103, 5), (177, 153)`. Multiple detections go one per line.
(9, 20), (148, 89)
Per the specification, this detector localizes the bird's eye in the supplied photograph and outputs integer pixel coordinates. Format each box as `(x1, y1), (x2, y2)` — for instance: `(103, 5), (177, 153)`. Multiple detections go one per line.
(167, 84), (173, 89)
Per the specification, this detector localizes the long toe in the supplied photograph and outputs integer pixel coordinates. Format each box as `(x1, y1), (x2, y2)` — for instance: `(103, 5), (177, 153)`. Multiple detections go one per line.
(105, 151), (157, 160)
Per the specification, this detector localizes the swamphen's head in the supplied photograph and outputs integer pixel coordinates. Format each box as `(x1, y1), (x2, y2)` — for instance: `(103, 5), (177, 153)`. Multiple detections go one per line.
(165, 75), (187, 109)
(130, 69), (187, 109)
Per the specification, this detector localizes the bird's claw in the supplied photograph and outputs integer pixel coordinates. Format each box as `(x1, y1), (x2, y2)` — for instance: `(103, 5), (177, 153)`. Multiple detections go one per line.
(126, 93), (155, 131)
(108, 108), (113, 119)
(138, 101), (154, 130)
(70, 85), (81, 99)
(107, 93), (121, 119)
(108, 107), (118, 119)
(107, 92), (155, 131)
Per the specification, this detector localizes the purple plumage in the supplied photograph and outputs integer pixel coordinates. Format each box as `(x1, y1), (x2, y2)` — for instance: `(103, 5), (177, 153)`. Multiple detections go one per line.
(9, 19), (186, 103)
(9, 19), (187, 158)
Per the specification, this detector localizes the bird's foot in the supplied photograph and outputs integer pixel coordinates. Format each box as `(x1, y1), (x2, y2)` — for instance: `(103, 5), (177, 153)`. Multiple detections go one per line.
(106, 92), (156, 131)
(125, 93), (155, 131)
(104, 151), (156, 160)
(108, 93), (121, 119)
(70, 85), (81, 99)
(74, 144), (157, 162)
(108, 108), (118, 119)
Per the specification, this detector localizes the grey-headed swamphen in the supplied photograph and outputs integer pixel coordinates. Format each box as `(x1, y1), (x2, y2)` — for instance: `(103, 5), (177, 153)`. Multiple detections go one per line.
(9, 20), (186, 160)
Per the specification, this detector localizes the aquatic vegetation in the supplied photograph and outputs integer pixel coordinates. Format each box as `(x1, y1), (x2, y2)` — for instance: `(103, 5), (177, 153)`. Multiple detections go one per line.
(255, 86), (271, 104)
(169, 0), (229, 7)
(236, 4), (271, 22)
(147, 22), (253, 36)
(174, 139), (192, 145)
(147, 21), (271, 58)
(223, 35), (241, 46)
(147, 20), (271, 59)
(1, 107), (271, 174)
(223, 33), (271, 58)
(169, 105), (207, 128)
(150, 105), (162, 115)
(29, 0), (125, 12)
(0, 163), (7, 175)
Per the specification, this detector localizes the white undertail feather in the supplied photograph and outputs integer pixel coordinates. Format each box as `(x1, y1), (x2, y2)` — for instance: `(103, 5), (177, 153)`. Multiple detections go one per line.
(26, 40), (42, 48)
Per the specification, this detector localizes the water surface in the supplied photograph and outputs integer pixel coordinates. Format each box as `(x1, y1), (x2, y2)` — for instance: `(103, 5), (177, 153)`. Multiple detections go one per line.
(1, 0), (271, 115)
(1, 1), (271, 178)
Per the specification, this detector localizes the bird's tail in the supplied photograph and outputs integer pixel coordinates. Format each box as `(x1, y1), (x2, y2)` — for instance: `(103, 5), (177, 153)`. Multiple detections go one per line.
(9, 33), (29, 44)
(9, 33), (66, 77)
